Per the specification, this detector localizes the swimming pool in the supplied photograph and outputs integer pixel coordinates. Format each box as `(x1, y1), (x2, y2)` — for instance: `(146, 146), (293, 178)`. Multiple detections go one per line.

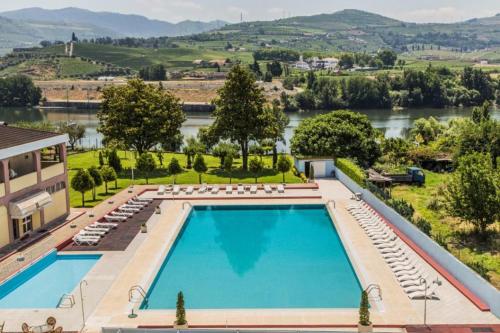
(0, 251), (101, 308)
(142, 204), (362, 309)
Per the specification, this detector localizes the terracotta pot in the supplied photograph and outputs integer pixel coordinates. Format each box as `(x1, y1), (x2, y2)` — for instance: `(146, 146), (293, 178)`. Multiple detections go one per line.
(358, 323), (373, 333)
(173, 323), (189, 329)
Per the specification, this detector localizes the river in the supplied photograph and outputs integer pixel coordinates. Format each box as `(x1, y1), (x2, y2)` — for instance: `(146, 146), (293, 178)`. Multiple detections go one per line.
(0, 106), (498, 150)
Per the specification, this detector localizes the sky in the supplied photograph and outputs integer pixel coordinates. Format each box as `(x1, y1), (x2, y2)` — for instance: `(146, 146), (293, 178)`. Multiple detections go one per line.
(0, 0), (498, 23)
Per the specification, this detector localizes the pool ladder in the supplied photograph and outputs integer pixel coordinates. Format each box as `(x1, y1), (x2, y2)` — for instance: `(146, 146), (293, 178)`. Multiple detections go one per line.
(182, 202), (192, 210)
(365, 284), (382, 301)
(57, 293), (75, 308)
(128, 285), (149, 307)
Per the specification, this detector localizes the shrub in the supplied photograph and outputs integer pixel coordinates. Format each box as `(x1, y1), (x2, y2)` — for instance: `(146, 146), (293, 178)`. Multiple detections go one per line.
(433, 232), (449, 250)
(108, 149), (122, 172)
(336, 158), (366, 187)
(175, 291), (187, 325)
(466, 260), (490, 281)
(426, 198), (441, 211)
(414, 217), (432, 236)
(358, 290), (371, 326)
(388, 198), (415, 221)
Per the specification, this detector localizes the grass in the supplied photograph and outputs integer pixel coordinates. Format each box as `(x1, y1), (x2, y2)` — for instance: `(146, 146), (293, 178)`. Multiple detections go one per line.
(67, 150), (301, 208)
(391, 171), (500, 288)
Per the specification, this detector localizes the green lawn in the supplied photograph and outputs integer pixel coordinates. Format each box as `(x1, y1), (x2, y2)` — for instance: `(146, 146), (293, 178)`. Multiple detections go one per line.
(391, 171), (500, 288)
(67, 150), (301, 208)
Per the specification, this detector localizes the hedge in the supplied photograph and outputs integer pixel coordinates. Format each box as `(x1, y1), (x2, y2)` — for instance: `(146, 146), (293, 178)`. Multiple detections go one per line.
(336, 158), (366, 187)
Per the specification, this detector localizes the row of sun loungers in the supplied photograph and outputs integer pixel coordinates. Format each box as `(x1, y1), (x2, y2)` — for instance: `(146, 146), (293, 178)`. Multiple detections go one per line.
(72, 196), (154, 246)
(157, 184), (285, 195)
(347, 202), (440, 300)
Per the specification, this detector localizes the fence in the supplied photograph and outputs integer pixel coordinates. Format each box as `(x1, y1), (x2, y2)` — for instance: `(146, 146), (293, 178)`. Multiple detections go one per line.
(335, 166), (500, 317)
(0, 235), (56, 282)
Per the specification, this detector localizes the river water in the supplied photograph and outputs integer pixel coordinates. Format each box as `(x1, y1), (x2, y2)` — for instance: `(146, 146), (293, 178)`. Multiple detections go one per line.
(0, 106), (498, 150)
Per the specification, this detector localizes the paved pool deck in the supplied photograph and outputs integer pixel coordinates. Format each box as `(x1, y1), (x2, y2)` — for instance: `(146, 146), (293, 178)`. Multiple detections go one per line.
(0, 180), (498, 332)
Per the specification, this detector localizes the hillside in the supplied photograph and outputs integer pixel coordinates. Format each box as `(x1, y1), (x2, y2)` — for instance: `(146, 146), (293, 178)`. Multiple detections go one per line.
(0, 7), (227, 38)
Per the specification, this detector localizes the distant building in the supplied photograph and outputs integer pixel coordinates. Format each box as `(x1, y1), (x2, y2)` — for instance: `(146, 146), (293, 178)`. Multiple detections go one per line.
(0, 125), (69, 248)
(294, 56), (311, 70)
(311, 57), (338, 70)
(97, 76), (115, 81)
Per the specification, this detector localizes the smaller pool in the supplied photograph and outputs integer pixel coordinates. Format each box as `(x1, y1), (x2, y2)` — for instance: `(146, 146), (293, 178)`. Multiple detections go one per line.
(0, 250), (101, 308)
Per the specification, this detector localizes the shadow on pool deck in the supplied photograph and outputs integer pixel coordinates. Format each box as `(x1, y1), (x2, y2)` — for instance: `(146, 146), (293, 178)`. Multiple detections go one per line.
(63, 200), (161, 251)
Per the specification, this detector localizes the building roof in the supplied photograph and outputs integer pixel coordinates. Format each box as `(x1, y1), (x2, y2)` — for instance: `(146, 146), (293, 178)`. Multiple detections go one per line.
(0, 125), (68, 160)
(0, 125), (62, 150)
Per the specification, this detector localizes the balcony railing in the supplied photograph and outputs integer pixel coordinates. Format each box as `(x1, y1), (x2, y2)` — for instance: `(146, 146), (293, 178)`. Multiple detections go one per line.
(0, 183), (4, 198)
(41, 163), (64, 182)
(10, 172), (37, 193)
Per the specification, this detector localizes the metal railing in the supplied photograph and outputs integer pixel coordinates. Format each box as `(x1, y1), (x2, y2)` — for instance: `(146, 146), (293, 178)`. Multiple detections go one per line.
(182, 202), (192, 210)
(57, 293), (75, 308)
(365, 283), (382, 301)
(327, 199), (336, 208)
(128, 285), (149, 306)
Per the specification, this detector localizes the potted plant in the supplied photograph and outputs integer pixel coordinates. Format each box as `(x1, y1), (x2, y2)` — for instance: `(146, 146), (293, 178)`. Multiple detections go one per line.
(358, 290), (372, 333)
(174, 291), (188, 328)
(141, 223), (147, 233)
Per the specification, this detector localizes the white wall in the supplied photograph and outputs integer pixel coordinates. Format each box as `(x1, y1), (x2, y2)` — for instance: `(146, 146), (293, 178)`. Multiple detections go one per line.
(335, 166), (500, 318)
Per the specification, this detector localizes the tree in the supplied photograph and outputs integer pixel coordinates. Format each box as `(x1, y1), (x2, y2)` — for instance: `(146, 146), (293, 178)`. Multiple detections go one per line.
(263, 71), (273, 82)
(136, 153), (156, 184)
(223, 154), (234, 184)
(0, 75), (42, 107)
(175, 291), (187, 326)
(71, 169), (94, 207)
(168, 157), (183, 184)
(88, 166), (103, 201)
(212, 142), (239, 167)
(277, 154), (292, 183)
(261, 101), (289, 168)
(472, 101), (491, 124)
(410, 117), (445, 145)
(290, 111), (381, 167)
(377, 49), (397, 67)
(266, 61), (283, 76)
(101, 166), (117, 194)
(98, 151), (105, 167)
(107, 149), (122, 172)
(193, 154), (208, 184)
(445, 153), (499, 236)
(98, 79), (185, 154)
(58, 122), (86, 150)
(210, 64), (268, 170)
(183, 137), (205, 169)
(339, 53), (355, 69)
(249, 157), (264, 183)
(358, 290), (371, 326)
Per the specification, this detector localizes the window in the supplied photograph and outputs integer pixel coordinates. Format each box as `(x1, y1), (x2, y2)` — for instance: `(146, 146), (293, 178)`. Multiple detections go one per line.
(46, 182), (66, 194)
(22, 215), (33, 234)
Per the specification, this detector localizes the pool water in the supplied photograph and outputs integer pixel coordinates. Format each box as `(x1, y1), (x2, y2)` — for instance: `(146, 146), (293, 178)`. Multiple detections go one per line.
(0, 251), (100, 308)
(142, 205), (362, 309)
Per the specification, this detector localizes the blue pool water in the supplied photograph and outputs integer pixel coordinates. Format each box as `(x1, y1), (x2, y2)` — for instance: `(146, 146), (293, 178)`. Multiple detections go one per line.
(0, 251), (100, 308)
(143, 205), (362, 309)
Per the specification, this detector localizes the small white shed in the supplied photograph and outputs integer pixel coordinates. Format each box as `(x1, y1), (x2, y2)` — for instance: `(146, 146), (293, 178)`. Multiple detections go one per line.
(293, 156), (335, 179)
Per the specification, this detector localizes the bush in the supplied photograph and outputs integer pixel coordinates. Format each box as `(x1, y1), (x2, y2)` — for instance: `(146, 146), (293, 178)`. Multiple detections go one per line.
(426, 198), (441, 211)
(466, 260), (490, 281)
(108, 149), (122, 172)
(388, 198), (415, 221)
(414, 216), (432, 236)
(336, 158), (366, 187)
(358, 290), (371, 326)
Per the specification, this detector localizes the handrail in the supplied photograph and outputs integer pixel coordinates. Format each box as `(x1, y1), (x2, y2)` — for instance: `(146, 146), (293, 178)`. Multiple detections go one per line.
(365, 283), (382, 301)
(57, 293), (75, 308)
(182, 202), (192, 210)
(128, 285), (149, 306)
(327, 199), (336, 208)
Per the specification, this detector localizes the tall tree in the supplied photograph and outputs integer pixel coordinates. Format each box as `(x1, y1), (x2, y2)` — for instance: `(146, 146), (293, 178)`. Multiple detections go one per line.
(261, 101), (289, 168)
(183, 137), (205, 169)
(445, 153), (499, 236)
(136, 153), (156, 184)
(168, 157), (183, 184)
(210, 64), (268, 170)
(100, 166), (117, 194)
(88, 166), (103, 201)
(223, 154), (234, 184)
(249, 157), (264, 183)
(71, 169), (94, 207)
(277, 154), (292, 183)
(193, 154), (208, 184)
(98, 79), (185, 154)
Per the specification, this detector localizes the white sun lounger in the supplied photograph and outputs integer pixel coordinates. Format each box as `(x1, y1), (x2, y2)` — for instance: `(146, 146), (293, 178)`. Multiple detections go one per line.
(404, 280), (439, 294)
(157, 185), (166, 195)
(399, 272), (431, 287)
(392, 261), (420, 274)
(126, 202), (145, 208)
(264, 184), (272, 193)
(277, 184), (285, 193)
(111, 211), (133, 217)
(79, 229), (105, 237)
(134, 196), (154, 202)
(104, 214), (127, 222)
(389, 257), (418, 269)
(237, 185), (244, 194)
(382, 248), (407, 259)
(185, 186), (194, 195)
(211, 185), (219, 194)
(119, 206), (141, 213)
(173, 185), (180, 195)
(129, 199), (148, 206)
(226, 185), (233, 194)
(73, 235), (100, 246)
(394, 266), (421, 278)
(250, 185), (257, 194)
(407, 283), (439, 299)
(84, 226), (108, 233)
(366, 225), (391, 235)
(199, 184), (207, 193)
(94, 222), (118, 229)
